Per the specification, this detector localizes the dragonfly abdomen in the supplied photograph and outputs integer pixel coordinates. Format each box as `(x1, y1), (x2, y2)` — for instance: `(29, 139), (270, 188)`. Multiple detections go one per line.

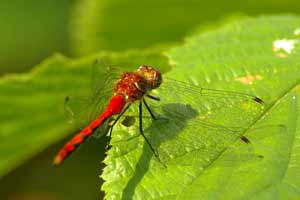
(53, 95), (126, 165)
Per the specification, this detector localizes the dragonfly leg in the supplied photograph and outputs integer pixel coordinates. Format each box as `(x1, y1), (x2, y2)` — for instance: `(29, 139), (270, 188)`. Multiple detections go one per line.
(139, 101), (166, 167)
(143, 98), (157, 120)
(105, 104), (131, 150)
(146, 94), (160, 101)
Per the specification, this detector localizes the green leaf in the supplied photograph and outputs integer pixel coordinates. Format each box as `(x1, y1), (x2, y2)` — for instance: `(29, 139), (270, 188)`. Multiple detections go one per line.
(0, 49), (170, 177)
(102, 16), (300, 199)
(0, 0), (71, 74)
(69, 0), (300, 56)
(1, 14), (300, 199)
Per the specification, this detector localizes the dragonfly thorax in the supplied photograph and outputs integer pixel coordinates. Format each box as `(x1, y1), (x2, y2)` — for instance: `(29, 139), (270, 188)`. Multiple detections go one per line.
(113, 66), (162, 102)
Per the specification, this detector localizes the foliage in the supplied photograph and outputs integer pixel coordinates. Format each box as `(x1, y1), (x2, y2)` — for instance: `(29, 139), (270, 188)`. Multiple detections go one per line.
(0, 0), (70, 74)
(1, 15), (300, 199)
(69, 0), (300, 56)
(100, 15), (300, 199)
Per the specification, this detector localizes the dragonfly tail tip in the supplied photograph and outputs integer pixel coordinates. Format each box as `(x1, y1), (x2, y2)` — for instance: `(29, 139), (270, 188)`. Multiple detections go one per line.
(53, 156), (63, 166)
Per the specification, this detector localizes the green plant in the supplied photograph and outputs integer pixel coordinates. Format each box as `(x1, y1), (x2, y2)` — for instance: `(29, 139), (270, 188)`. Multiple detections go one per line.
(1, 15), (300, 199)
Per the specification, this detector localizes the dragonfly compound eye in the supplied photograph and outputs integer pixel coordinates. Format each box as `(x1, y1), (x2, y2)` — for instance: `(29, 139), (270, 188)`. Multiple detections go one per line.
(136, 65), (162, 90)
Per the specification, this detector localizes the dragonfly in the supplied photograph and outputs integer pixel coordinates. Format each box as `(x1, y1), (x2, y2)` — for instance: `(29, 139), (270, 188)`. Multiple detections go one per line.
(53, 65), (264, 166)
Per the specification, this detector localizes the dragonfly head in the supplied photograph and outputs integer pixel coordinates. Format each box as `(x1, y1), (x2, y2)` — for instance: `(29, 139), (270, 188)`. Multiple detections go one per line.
(136, 65), (162, 90)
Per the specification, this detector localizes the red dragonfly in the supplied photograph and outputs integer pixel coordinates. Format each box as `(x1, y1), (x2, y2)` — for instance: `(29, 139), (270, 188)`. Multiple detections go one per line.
(53, 65), (264, 165)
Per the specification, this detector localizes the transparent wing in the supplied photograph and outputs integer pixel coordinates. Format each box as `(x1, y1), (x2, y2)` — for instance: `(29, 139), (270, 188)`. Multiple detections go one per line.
(142, 78), (265, 164)
(90, 59), (121, 100)
(150, 78), (264, 129)
(64, 60), (121, 134)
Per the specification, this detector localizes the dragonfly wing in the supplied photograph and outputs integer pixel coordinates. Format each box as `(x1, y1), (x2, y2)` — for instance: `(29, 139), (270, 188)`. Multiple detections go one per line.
(64, 61), (120, 135)
(149, 78), (265, 129)
(90, 59), (120, 100)
(143, 78), (265, 164)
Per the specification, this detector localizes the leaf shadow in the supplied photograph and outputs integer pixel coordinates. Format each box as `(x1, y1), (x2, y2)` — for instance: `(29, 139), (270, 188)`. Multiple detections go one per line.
(121, 103), (198, 200)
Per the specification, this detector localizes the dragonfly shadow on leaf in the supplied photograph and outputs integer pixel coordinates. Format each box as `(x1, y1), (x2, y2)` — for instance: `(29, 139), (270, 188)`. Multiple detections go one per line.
(122, 103), (198, 200)
(150, 103), (199, 149)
